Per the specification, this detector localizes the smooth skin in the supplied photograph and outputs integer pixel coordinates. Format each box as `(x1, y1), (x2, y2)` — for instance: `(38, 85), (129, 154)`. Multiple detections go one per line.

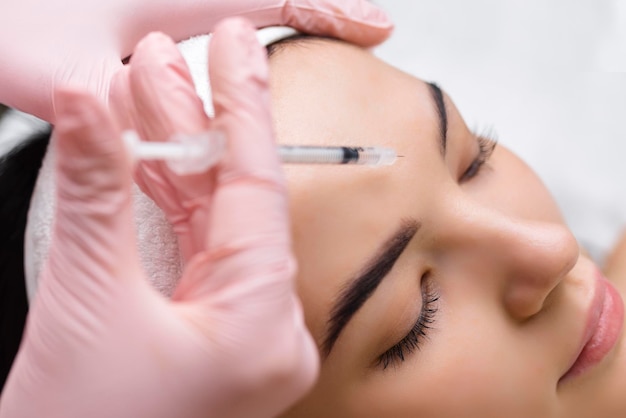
(267, 39), (626, 418)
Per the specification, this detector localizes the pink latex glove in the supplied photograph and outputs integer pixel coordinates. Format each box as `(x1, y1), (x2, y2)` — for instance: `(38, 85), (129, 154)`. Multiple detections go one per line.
(110, 20), (281, 264)
(0, 0), (392, 122)
(0, 18), (318, 418)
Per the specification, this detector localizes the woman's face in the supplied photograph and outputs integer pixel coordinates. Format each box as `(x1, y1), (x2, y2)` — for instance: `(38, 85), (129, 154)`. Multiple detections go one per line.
(268, 39), (626, 417)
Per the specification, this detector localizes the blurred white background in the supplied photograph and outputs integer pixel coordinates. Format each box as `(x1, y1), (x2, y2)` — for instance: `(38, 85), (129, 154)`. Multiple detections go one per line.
(374, 0), (626, 262)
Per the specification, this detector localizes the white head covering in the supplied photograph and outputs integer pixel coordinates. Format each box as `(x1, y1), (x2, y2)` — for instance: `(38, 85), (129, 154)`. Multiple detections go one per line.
(24, 26), (299, 301)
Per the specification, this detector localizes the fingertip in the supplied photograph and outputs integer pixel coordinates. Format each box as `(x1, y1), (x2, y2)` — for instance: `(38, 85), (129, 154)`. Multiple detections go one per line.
(129, 31), (208, 141)
(53, 87), (129, 188)
(344, 0), (395, 34)
(282, 0), (394, 47)
(210, 17), (269, 103)
(54, 88), (115, 157)
(54, 87), (84, 121)
(213, 15), (258, 39)
(209, 18), (277, 175)
(360, 0), (394, 28)
(133, 31), (179, 63)
(131, 31), (192, 89)
(54, 87), (99, 121)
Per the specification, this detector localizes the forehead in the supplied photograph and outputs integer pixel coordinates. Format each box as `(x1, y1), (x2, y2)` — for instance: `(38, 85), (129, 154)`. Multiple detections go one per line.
(268, 39), (432, 148)
(267, 40), (446, 343)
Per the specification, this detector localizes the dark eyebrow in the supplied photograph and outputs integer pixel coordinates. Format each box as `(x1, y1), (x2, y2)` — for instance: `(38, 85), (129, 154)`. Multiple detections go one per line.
(427, 82), (448, 156)
(322, 219), (421, 357)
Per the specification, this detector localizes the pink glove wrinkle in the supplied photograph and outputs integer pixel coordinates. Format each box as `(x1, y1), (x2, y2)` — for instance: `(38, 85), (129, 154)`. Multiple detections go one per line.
(0, 0), (392, 122)
(0, 19), (318, 418)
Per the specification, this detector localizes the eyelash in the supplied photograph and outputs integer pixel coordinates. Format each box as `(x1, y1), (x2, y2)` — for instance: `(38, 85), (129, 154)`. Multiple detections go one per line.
(376, 277), (439, 370)
(460, 132), (498, 182)
(374, 130), (496, 370)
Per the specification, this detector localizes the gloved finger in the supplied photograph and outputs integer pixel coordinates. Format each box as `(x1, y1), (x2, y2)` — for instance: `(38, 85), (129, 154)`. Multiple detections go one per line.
(45, 89), (142, 310)
(255, 0), (394, 47)
(171, 20), (319, 402)
(127, 0), (393, 54)
(172, 17), (292, 299)
(208, 17), (290, 258)
(127, 32), (211, 182)
(125, 32), (215, 259)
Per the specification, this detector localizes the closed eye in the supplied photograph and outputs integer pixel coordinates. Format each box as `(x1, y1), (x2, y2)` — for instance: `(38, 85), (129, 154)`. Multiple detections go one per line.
(376, 274), (439, 370)
(460, 131), (498, 182)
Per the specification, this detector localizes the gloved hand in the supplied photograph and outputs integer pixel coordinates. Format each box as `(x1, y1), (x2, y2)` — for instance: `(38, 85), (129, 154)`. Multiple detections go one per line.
(0, 0), (392, 122)
(109, 19), (276, 264)
(0, 18), (318, 418)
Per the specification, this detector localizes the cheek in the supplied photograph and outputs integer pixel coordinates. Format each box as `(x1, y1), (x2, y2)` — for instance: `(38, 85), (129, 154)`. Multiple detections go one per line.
(468, 146), (566, 224)
(423, 303), (558, 414)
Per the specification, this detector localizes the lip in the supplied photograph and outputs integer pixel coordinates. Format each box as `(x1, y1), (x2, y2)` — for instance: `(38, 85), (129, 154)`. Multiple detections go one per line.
(559, 272), (624, 383)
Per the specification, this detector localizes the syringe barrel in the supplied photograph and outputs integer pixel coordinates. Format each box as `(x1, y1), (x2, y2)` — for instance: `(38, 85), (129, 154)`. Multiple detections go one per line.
(278, 146), (396, 166)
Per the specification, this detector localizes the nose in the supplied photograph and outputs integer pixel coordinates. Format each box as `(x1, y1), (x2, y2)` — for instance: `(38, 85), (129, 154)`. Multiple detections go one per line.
(434, 197), (580, 320)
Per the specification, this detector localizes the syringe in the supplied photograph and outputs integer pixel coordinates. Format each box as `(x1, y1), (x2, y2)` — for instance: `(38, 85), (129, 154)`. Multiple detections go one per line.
(278, 145), (396, 166)
(123, 130), (397, 175)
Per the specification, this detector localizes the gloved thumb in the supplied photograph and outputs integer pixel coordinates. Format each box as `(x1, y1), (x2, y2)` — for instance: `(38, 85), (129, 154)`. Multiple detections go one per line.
(43, 89), (142, 313)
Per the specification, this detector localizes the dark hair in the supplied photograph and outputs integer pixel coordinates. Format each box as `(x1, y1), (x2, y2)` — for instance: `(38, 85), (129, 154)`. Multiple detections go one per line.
(266, 34), (336, 59)
(0, 125), (51, 390)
